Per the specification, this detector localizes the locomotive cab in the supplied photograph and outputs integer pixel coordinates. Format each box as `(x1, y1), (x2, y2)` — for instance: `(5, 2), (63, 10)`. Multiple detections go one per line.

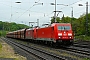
(53, 23), (74, 45)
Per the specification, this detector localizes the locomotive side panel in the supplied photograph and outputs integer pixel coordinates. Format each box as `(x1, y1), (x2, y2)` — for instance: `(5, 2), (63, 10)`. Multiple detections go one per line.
(36, 27), (55, 42)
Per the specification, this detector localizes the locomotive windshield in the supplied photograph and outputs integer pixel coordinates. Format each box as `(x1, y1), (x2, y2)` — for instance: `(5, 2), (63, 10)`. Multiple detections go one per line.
(58, 26), (70, 30)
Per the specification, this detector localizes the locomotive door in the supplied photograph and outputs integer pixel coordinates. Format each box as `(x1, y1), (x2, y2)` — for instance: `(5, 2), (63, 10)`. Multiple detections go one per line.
(32, 30), (34, 39)
(51, 27), (54, 40)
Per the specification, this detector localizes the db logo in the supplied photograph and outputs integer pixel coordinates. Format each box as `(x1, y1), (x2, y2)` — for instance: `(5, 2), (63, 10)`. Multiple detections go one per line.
(64, 34), (67, 36)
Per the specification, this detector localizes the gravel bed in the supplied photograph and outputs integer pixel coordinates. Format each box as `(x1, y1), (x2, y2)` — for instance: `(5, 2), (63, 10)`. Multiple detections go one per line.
(2, 38), (40, 60)
(0, 58), (14, 60)
(0, 38), (26, 60)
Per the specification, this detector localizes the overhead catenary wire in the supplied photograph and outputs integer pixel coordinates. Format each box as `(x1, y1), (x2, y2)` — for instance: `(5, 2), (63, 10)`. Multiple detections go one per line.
(0, 0), (83, 19)
(37, 0), (83, 20)
(0, 1), (45, 14)
(10, 0), (12, 22)
(0, 0), (89, 25)
(27, 0), (84, 24)
(13, 2), (44, 21)
(0, 1), (52, 23)
(55, 0), (85, 18)
(12, 0), (90, 23)
(14, 5), (36, 21)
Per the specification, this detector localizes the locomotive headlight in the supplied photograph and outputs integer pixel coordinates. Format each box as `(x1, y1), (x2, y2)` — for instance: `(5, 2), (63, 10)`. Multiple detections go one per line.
(58, 33), (62, 36)
(68, 33), (72, 36)
(69, 37), (72, 38)
(59, 37), (61, 38)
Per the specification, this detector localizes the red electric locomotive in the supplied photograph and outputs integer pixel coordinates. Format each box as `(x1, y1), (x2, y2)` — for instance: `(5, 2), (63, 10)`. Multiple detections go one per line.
(6, 23), (74, 46)
(25, 27), (37, 40)
(35, 23), (74, 45)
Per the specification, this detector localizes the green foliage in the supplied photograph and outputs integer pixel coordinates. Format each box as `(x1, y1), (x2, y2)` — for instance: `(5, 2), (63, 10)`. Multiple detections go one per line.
(83, 58), (90, 60)
(0, 21), (29, 37)
(0, 21), (29, 31)
(0, 31), (8, 37)
(61, 16), (71, 23)
(51, 17), (60, 24)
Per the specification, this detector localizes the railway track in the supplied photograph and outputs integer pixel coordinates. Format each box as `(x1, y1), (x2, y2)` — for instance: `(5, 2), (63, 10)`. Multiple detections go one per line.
(66, 46), (90, 55)
(73, 42), (90, 49)
(59, 46), (90, 58)
(70, 42), (90, 57)
(1, 37), (76, 60)
(52, 43), (90, 60)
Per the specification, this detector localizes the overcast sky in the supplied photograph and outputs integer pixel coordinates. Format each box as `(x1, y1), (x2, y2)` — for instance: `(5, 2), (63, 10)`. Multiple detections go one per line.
(0, 0), (90, 26)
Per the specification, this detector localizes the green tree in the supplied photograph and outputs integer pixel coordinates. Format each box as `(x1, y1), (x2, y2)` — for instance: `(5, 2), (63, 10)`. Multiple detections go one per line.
(0, 21), (29, 36)
(50, 16), (60, 24)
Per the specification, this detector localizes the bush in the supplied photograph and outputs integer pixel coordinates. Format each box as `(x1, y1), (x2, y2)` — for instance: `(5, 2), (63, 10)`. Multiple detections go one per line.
(75, 35), (90, 41)
(0, 30), (7, 37)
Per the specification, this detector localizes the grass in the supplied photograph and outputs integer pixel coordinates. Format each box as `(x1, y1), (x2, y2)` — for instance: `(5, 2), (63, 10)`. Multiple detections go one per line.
(0, 43), (2, 52)
(83, 58), (90, 60)
(0, 43), (2, 48)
